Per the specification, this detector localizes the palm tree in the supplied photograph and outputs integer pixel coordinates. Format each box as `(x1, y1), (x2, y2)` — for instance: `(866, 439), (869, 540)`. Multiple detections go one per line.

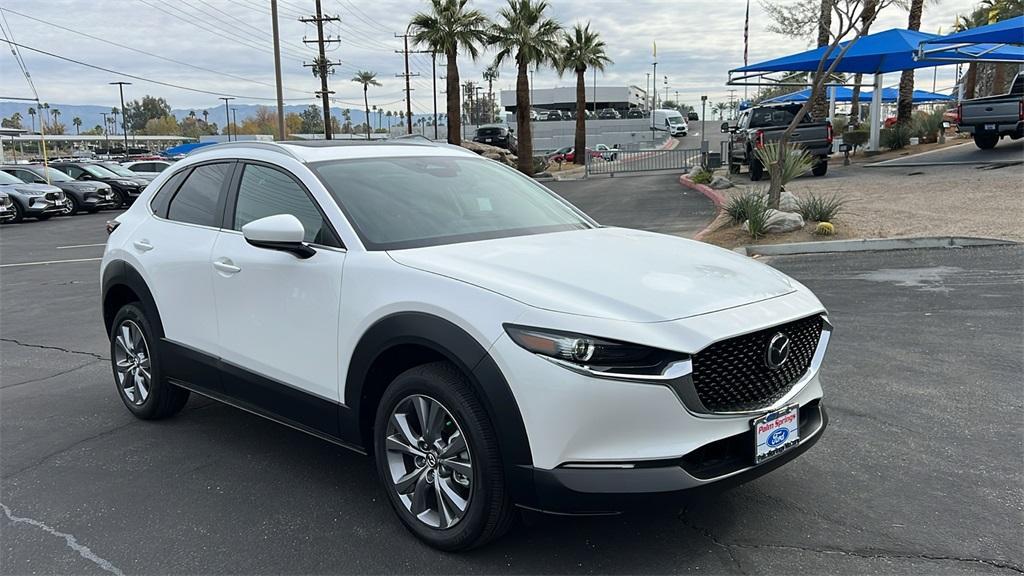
(492, 0), (562, 175)
(27, 107), (36, 133)
(410, 0), (491, 145)
(72, 116), (82, 134)
(111, 107), (120, 135)
(40, 102), (50, 131)
(371, 104), (378, 129)
(848, 0), (878, 123)
(896, 0), (926, 125)
(202, 109), (209, 124)
(351, 71), (382, 140)
(555, 23), (611, 165)
(10, 112), (22, 130)
(51, 108), (61, 128)
(483, 64), (499, 123)
(386, 110), (393, 130)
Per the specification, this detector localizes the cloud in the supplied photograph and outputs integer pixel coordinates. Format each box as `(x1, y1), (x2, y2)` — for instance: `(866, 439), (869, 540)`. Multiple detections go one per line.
(1, 0), (969, 112)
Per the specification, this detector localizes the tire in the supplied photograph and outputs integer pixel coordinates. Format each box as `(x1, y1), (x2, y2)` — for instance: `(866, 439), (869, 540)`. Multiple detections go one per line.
(62, 195), (80, 216)
(110, 189), (126, 209)
(374, 361), (515, 551)
(9, 201), (23, 224)
(812, 161), (828, 177)
(109, 303), (190, 420)
(974, 132), (998, 150)
(749, 157), (764, 181)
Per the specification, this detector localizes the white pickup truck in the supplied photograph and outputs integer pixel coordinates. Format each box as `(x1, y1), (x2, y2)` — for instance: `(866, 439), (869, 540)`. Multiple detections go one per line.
(958, 73), (1023, 150)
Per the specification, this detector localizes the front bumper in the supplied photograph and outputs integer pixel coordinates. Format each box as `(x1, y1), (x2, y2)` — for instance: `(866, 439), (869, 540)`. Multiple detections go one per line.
(25, 196), (67, 215)
(522, 401), (828, 514)
(83, 190), (117, 210)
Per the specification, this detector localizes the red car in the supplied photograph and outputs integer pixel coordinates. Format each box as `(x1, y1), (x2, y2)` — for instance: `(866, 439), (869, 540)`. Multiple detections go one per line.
(547, 146), (607, 164)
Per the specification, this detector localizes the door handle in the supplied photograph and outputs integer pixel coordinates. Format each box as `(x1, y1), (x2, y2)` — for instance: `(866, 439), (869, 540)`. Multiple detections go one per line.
(213, 259), (241, 275)
(133, 240), (153, 252)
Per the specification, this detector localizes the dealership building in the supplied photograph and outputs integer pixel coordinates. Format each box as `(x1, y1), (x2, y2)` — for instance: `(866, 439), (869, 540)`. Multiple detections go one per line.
(499, 85), (648, 116)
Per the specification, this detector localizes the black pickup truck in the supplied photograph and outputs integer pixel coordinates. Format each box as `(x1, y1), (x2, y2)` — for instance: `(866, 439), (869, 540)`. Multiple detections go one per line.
(958, 73), (1023, 150)
(722, 104), (833, 180)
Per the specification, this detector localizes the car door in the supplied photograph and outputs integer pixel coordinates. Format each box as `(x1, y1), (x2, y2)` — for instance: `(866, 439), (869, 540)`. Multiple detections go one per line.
(133, 162), (234, 361)
(211, 162), (346, 434)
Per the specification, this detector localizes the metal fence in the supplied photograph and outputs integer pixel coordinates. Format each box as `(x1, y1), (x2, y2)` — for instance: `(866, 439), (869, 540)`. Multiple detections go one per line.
(584, 146), (702, 176)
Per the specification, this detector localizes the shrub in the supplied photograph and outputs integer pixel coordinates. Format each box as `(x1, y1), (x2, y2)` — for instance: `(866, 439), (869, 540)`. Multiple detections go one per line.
(691, 168), (714, 185)
(724, 190), (766, 224)
(797, 192), (846, 222)
(831, 117), (848, 136)
(532, 155), (549, 174)
(744, 198), (772, 239)
(815, 222), (836, 236)
(912, 109), (944, 143)
(752, 142), (814, 188)
(881, 124), (912, 150)
(844, 128), (869, 150)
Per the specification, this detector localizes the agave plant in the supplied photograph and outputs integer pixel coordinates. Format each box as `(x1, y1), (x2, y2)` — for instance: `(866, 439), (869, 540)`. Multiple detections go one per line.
(753, 143), (814, 192)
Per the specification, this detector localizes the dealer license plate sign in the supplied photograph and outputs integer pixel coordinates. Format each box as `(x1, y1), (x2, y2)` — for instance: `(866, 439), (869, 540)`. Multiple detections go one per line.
(984, 124), (996, 131)
(753, 405), (799, 464)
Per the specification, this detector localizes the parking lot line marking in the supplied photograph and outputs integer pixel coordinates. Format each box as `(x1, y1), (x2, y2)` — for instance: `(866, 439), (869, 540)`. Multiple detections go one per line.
(56, 243), (107, 250)
(0, 257), (102, 268)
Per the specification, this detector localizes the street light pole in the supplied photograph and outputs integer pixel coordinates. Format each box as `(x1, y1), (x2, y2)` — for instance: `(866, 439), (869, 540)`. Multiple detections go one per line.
(220, 97), (234, 141)
(271, 0), (286, 140)
(109, 81), (131, 159)
(700, 94), (708, 166)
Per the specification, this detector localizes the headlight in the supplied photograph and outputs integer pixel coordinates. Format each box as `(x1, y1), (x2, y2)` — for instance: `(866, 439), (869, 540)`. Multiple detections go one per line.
(116, 180), (137, 187)
(504, 325), (689, 377)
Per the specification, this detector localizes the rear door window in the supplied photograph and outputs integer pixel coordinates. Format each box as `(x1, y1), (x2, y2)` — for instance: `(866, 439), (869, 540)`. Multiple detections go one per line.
(166, 163), (233, 227)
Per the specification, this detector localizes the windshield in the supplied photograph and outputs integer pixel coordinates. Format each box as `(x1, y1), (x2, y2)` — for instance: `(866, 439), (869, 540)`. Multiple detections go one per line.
(100, 163), (137, 177)
(82, 164), (120, 178)
(0, 171), (24, 185)
(38, 167), (74, 182)
(667, 116), (684, 125)
(312, 156), (593, 250)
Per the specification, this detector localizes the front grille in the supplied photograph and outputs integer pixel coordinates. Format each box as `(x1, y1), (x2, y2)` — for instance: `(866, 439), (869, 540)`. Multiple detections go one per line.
(691, 315), (823, 413)
(45, 191), (61, 201)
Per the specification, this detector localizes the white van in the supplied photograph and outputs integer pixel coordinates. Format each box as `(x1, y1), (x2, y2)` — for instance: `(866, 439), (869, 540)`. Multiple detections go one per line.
(653, 109), (688, 137)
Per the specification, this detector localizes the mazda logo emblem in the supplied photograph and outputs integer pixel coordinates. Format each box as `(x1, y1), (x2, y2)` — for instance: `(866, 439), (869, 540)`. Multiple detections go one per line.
(766, 332), (790, 369)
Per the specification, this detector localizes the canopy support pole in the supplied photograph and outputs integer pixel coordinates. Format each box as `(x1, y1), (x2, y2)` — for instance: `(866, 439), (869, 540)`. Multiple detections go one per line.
(869, 73), (883, 151)
(828, 86), (838, 154)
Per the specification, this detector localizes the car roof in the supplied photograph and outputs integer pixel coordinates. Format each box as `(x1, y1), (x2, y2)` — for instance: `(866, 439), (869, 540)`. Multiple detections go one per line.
(185, 139), (479, 164)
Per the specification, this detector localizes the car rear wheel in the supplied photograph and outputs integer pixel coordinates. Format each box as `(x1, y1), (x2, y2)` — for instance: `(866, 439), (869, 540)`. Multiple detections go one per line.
(374, 361), (514, 551)
(974, 132), (999, 150)
(812, 161), (828, 177)
(110, 303), (189, 420)
(749, 157), (764, 181)
(110, 189), (126, 209)
(62, 195), (80, 216)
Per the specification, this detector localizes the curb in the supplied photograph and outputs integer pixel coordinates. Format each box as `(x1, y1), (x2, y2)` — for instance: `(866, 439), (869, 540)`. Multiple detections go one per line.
(733, 236), (1019, 257)
(679, 174), (726, 241)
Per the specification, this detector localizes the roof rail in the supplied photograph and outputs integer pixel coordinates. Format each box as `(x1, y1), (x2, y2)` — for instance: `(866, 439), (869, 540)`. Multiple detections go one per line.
(186, 141), (303, 161)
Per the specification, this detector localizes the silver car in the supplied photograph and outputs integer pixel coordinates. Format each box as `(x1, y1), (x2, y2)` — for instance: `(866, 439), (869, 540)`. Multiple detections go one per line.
(0, 170), (67, 222)
(0, 191), (15, 223)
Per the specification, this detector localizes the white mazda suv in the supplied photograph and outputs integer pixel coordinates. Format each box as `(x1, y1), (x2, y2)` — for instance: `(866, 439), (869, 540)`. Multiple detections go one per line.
(100, 140), (830, 550)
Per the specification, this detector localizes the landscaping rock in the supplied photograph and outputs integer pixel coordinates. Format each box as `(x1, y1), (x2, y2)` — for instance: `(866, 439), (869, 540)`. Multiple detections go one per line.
(764, 209), (805, 233)
(460, 141), (517, 168)
(779, 190), (800, 212)
(709, 176), (735, 190)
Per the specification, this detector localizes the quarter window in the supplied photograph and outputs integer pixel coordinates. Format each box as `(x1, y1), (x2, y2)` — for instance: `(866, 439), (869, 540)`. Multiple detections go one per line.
(167, 163), (231, 227)
(233, 164), (335, 246)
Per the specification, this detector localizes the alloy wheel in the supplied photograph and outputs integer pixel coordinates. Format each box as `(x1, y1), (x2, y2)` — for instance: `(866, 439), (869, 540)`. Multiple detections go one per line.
(113, 320), (151, 405)
(385, 394), (473, 529)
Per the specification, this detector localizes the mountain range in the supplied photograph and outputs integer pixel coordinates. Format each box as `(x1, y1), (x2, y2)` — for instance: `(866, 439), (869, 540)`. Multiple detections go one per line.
(0, 101), (429, 133)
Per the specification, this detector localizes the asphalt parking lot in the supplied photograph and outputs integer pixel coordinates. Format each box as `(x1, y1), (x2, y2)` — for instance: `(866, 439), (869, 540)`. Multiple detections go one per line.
(2, 210), (1022, 574)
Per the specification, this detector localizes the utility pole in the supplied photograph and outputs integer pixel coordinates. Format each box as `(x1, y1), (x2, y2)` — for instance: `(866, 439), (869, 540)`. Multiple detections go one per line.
(271, 0), (286, 140)
(301, 0), (341, 139)
(231, 108), (238, 137)
(432, 52), (438, 139)
(220, 97), (234, 141)
(110, 81), (131, 159)
(394, 32), (419, 134)
(664, 76), (669, 108)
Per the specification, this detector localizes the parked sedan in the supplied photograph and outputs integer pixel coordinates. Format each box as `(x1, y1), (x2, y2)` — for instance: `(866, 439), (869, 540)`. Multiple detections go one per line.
(122, 160), (174, 180)
(592, 144), (619, 161)
(597, 108), (621, 119)
(0, 191), (15, 223)
(0, 170), (67, 222)
(626, 109), (646, 119)
(1, 164), (116, 215)
(50, 162), (146, 208)
(96, 161), (158, 184)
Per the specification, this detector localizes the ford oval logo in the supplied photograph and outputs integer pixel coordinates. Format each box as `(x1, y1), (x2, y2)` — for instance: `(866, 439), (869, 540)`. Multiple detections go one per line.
(766, 428), (789, 448)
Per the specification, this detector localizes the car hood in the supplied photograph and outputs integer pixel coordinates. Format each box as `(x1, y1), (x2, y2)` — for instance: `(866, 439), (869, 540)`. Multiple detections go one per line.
(388, 227), (797, 323)
(3, 183), (62, 195)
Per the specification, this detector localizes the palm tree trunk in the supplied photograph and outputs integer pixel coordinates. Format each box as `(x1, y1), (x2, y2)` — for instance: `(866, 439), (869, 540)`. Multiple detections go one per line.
(965, 63), (977, 99)
(516, 57), (533, 175)
(896, 0), (924, 125)
(363, 86), (371, 140)
(446, 50), (461, 145)
(810, 0), (832, 119)
(574, 68), (586, 166)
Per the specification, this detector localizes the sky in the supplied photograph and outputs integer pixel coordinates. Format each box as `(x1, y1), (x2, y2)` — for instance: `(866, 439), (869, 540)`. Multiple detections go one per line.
(0, 0), (974, 115)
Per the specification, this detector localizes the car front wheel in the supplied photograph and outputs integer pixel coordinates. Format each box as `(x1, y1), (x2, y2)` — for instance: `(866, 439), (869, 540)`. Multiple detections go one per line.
(374, 362), (515, 551)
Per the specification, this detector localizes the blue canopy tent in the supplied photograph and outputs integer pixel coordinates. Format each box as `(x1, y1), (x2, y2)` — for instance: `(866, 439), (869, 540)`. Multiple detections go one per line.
(763, 86), (952, 104)
(729, 28), (1023, 149)
(162, 141), (215, 157)
(917, 17), (1024, 63)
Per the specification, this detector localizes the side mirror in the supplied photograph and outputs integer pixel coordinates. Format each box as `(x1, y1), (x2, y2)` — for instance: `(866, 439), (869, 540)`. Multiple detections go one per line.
(242, 214), (315, 259)
(720, 122), (730, 133)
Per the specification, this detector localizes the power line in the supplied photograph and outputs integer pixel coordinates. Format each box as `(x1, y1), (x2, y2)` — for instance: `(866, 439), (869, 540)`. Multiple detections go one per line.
(0, 38), (306, 101)
(0, 6), (308, 96)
